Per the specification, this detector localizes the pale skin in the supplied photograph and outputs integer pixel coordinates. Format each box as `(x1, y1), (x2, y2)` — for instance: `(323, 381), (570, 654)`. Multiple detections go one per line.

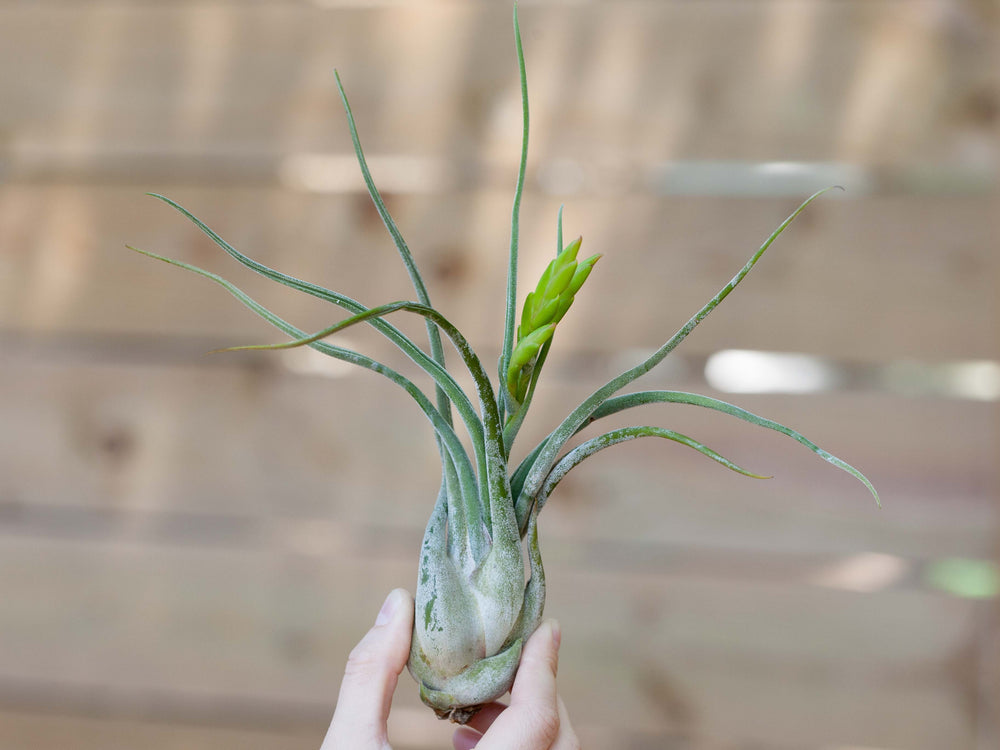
(321, 589), (579, 750)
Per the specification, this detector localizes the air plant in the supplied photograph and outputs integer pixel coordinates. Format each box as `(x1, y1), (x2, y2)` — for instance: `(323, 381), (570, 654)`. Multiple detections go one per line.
(128, 5), (878, 726)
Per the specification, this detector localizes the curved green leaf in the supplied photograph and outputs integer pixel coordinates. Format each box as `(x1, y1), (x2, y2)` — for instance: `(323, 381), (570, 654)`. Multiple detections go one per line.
(514, 387), (879, 529)
(333, 71), (452, 429)
(145, 193), (478, 436)
(591, 390), (880, 506)
(535, 425), (768, 517)
(126, 244), (489, 559)
(500, 3), (531, 420)
(520, 188), (840, 502)
(220, 298), (516, 533)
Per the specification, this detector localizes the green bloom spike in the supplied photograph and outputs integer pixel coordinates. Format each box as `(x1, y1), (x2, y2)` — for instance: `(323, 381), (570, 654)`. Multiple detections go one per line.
(505, 237), (601, 410)
(129, 3), (879, 726)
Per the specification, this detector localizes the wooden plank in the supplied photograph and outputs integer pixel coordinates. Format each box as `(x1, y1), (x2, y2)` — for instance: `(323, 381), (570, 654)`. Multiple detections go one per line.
(549, 574), (983, 750)
(0, 349), (991, 746)
(0, 1), (991, 167)
(1, 349), (994, 551)
(0, 2), (995, 748)
(1, 185), (996, 360)
(0, 711), (323, 750)
(0, 532), (983, 749)
(2, 353), (996, 581)
(1, 347), (992, 747)
(1, 0), (994, 360)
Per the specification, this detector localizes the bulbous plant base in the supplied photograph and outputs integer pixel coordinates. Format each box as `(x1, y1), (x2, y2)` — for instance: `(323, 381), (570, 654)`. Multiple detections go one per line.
(410, 638), (524, 724)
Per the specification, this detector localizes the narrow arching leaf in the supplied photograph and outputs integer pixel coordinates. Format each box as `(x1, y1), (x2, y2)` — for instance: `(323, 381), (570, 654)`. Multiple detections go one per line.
(218, 300), (499, 425)
(333, 71), (452, 427)
(500, 3), (531, 411)
(534, 425), (769, 519)
(216, 296), (514, 527)
(521, 187), (840, 502)
(514, 386), (879, 528)
(145, 193), (478, 433)
(216, 301), (433, 353)
(125, 245), (490, 558)
(589, 390), (881, 506)
(143, 195), (474, 560)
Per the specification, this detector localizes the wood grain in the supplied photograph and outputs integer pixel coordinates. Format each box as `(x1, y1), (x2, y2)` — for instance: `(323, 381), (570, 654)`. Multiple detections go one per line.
(0, 0), (996, 747)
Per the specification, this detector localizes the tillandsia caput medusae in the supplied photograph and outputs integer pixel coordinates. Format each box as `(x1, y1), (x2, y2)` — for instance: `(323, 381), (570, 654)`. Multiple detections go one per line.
(127, 5), (879, 726)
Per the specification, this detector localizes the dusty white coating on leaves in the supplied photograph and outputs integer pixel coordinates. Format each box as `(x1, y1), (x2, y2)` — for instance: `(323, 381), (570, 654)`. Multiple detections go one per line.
(409, 430), (544, 716)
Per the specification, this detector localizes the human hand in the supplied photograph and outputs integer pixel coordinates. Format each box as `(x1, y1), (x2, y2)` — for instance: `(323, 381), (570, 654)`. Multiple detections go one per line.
(451, 618), (579, 750)
(320, 588), (413, 750)
(320, 588), (578, 750)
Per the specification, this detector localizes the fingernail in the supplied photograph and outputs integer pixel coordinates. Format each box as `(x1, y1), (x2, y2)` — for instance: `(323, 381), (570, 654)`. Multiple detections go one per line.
(375, 589), (401, 626)
(549, 619), (562, 649)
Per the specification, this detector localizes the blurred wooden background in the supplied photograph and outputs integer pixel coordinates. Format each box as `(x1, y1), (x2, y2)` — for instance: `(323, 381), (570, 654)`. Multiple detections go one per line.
(1, 1), (998, 748)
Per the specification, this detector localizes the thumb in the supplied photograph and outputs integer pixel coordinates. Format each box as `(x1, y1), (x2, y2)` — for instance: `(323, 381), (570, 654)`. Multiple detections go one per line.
(473, 620), (563, 750)
(322, 589), (414, 748)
